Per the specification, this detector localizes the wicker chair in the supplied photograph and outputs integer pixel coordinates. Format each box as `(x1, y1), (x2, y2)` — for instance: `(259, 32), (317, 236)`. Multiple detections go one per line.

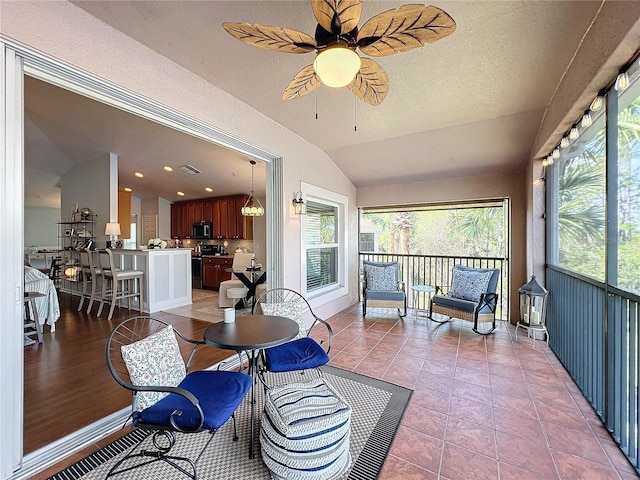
(429, 265), (500, 335)
(362, 260), (407, 318)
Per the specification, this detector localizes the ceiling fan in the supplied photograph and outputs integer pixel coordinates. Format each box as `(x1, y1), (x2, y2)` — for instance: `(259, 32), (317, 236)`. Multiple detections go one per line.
(223, 0), (456, 106)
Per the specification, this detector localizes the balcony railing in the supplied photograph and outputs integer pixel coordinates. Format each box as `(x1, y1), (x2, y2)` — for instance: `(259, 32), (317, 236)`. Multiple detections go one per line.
(359, 253), (510, 320)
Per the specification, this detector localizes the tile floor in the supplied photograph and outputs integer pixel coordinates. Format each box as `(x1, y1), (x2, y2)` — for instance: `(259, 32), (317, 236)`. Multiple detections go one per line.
(314, 304), (639, 480)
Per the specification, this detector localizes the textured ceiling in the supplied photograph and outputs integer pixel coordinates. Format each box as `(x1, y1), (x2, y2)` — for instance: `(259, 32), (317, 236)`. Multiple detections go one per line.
(26, 1), (605, 206)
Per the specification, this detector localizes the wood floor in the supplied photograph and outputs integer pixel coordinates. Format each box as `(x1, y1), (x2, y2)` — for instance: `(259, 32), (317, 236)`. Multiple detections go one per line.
(23, 291), (232, 454)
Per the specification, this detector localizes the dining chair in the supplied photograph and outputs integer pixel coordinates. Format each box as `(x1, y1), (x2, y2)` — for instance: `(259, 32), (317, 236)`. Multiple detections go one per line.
(218, 252), (255, 308)
(252, 288), (333, 388)
(106, 316), (252, 479)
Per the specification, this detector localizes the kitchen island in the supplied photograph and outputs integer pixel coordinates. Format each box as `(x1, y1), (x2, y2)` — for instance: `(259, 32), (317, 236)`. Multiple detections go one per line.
(111, 248), (192, 313)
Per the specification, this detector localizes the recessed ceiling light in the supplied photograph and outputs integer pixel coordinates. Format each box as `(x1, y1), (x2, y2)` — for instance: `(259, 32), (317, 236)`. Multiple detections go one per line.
(177, 191), (185, 196)
(135, 172), (144, 178)
(163, 166), (173, 172)
(205, 187), (213, 192)
(124, 187), (132, 192)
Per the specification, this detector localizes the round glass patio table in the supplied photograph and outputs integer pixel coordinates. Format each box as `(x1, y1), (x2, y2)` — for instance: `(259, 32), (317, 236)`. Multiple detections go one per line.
(410, 284), (435, 318)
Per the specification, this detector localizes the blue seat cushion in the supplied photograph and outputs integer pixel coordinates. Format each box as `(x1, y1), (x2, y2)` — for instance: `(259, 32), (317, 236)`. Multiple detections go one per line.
(134, 370), (251, 431)
(432, 294), (493, 315)
(365, 290), (405, 302)
(265, 337), (330, 373)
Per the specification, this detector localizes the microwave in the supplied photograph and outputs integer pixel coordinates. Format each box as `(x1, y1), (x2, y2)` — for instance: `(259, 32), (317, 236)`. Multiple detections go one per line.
(192, 221), (212, 239)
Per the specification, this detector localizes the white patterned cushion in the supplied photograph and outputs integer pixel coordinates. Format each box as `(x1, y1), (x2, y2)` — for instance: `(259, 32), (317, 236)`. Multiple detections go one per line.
(120, 325), (186, 410)
(364, 264), (397, 291)
(261, 300), (305, 339)
(449, 269), (493, 302)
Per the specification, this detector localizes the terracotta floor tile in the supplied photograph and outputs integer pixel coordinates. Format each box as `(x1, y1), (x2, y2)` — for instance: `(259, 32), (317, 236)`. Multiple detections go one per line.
(452, 379), (492, 406)
(454, 365), (490, 386)
(491, 390), (537, 418)
(455, 355), (489, 373)
(422, 358), (457, 376)
(543, 422), (611, 466)
(378, 454), (438, 480)
(383, 366), (420, 388)
(448, 396), (495, 429)
(553, 450), (621, 480)
(402, 403), (448, 439)
(490, 373), (530, 397)
(536, 402), (591, 433)
(496, 430), (558, 478)
(440, 442), (499, 480)
(390, 354), (425, 371)
(389, 426), (443, 472)
(488, 362), (526, 379)
(411, 385), (451, 415)
(444, 416), (496, 458)
(416, 371), (454, 394)
(498, 461), (560, 480)
(493, 406), (546, 443)
(399, 343), (430, 360)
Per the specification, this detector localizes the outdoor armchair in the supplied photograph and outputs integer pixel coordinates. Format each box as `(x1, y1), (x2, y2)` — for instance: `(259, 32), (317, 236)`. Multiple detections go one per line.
(362, 260), (407, 318)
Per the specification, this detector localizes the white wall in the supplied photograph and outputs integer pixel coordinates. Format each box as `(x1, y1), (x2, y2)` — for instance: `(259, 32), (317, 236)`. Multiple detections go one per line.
(60, 155), (111, 248)
(158, 197), (171, 239)
(24, 206), (59, 250)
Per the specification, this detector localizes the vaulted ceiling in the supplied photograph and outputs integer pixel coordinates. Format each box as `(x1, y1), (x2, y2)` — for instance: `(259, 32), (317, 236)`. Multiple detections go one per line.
(25, 1), (616, 207)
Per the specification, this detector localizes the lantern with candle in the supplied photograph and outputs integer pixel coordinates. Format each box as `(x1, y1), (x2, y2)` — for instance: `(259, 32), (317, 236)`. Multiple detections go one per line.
(516, 275), (549, 346)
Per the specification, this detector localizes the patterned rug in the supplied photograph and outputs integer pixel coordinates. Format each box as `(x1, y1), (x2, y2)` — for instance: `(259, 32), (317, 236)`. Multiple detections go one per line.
(48, 366), (412, 480)
(191, 289), (218, 302)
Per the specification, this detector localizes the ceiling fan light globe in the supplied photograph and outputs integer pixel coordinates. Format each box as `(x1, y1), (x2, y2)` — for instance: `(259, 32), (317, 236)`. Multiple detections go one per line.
(313, 47), (361, 88)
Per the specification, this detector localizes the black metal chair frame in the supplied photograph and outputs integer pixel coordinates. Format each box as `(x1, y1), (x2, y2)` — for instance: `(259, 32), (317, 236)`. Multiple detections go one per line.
(252, 288), (333, 388)
(105, 316), (242, 479)
(429, 285), (499, 335)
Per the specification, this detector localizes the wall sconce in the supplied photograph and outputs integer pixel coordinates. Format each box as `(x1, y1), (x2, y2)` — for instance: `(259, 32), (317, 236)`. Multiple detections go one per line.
(105, 222), (121, 248)
(292, 191), (306, 215)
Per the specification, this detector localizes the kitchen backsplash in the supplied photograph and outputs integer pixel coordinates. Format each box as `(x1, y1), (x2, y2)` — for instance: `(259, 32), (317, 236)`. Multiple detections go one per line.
(178, 238), (254, 254)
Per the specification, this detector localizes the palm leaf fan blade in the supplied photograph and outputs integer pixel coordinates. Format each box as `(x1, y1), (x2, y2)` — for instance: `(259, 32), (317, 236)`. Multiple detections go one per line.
(223, 22), (317, 53)
(357, 5), (456, 57)
(348, 58), (389, 106)
(311, 0), (363, 35)
(282, 65), (320, 100)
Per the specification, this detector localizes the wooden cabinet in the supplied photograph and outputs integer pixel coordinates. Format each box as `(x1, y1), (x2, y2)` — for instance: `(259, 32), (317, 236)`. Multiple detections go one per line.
(173, 195), (253, 240)
(202, 256), (233, 290)
(171, 203), (190, 239)
(118, 189), (132, 239)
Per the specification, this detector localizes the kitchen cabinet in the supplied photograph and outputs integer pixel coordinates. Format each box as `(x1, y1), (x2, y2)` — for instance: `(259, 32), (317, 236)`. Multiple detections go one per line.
(202, 256), (233, 290)
(171, 203), (189, 239)
(172, 195), (253, 240)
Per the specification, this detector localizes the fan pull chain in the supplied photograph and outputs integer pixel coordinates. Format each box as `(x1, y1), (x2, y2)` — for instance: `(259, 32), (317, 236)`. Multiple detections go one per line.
(315, 87), (318, 120)
(354, 95), (357, 132)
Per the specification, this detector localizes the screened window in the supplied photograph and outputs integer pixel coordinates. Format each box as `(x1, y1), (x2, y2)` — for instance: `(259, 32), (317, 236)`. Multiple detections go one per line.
(306, 200), (338, 292)
(616, 78), (640, 293)
(555, 110), (606, 280)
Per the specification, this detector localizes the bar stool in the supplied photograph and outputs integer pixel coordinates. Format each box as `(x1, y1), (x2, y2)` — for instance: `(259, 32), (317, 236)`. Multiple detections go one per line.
(77, 248), (102, 313)
(97, 249), (144, 321)
(24, 291), (45, 344)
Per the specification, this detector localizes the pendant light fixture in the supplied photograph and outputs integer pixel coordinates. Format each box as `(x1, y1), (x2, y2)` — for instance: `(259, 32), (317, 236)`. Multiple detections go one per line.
(241, 160), (264, 217)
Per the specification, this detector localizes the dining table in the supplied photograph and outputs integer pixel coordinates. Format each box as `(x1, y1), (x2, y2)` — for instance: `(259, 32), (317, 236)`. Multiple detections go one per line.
(227, 268), (266, 307)
(203, 314), (299, 459)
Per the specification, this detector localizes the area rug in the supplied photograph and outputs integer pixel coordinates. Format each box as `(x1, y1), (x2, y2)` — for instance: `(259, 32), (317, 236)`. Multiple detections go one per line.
(191, 289), (218, 302)
(48, 366), (412, 480)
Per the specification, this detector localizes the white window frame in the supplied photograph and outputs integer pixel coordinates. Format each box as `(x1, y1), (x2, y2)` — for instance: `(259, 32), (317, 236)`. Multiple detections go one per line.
(300, 182), (348, 304)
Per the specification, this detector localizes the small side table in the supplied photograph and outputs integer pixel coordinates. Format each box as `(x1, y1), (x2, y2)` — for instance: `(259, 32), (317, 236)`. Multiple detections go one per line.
(411, 285), (435, 319)
(515, 321), (549, 348)
(24, 291), (45, 344)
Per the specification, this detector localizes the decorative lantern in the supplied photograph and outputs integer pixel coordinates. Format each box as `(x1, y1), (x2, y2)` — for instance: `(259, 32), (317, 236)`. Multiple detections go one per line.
(517, 275), (549, 345)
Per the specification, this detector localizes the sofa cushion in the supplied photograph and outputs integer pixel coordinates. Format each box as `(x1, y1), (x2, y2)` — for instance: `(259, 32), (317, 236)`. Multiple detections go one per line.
(364, 263), (398, 291)
(449, 268), (493, 302)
